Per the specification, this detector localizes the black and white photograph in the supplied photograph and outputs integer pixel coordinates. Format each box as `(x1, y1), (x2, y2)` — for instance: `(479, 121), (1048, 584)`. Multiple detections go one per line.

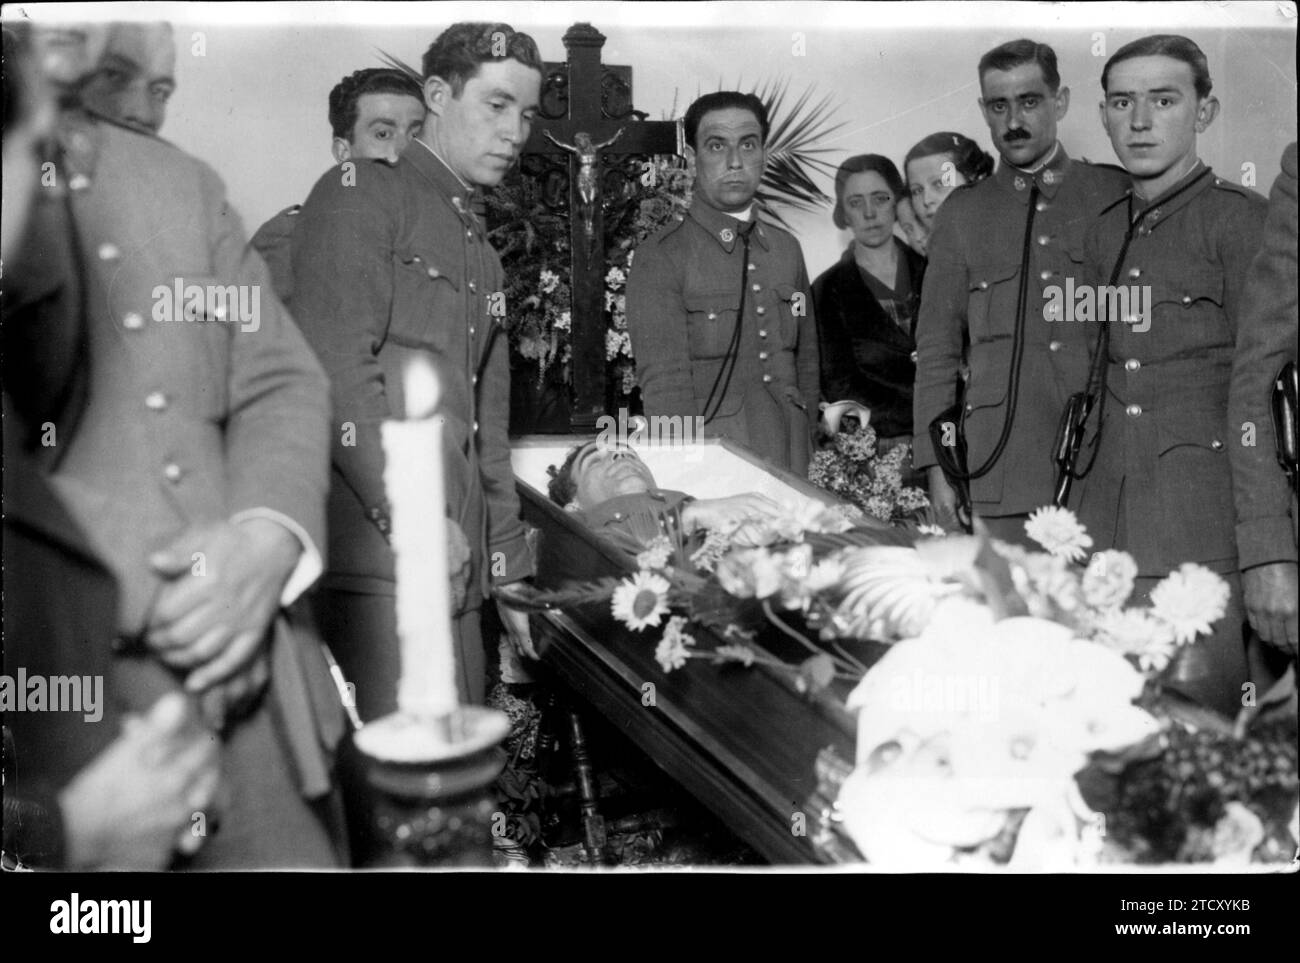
(1, 0), (1296, 939)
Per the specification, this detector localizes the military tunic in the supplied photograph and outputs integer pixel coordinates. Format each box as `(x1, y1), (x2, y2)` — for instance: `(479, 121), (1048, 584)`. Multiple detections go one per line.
(626, 198), (820, 475)
(250, 202), (302, 304)
(289, 140), (534, 715)
(911, 146), (1129, 516)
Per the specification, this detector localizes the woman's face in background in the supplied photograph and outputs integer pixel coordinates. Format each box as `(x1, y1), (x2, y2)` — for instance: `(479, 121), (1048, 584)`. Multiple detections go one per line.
(906, 152), (966, 231)
(895, 196), (929, 257)
(841, 169), (897, 250)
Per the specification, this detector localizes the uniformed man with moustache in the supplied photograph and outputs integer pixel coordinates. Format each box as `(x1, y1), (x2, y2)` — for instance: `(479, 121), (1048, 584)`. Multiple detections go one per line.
(79, 20), (176, 136)
(1229, 142), (1298, 659)
(250, 67), (426, 304)
(288, 23), (542, 721)
(911, 38), (1129, 540)
(626, 91), (820, 476)
(1075, 35), (1270, 716)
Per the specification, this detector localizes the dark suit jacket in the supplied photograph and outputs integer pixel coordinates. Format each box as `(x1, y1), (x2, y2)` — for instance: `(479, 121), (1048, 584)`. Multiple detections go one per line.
(812, 240), (926, 439)
(1229, 142), (1298, 569)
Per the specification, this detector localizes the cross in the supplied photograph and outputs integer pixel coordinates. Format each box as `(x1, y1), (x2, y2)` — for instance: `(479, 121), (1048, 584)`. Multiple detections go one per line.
(523, 22), (683, 433)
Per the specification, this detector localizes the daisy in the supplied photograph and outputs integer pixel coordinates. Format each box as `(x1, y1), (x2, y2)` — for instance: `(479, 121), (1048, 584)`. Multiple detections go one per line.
(1149, 563), (1231, 644)
(1024, 506), (1093, 563)
(611, 571), (672, 631)
(635, 535), (673, 572)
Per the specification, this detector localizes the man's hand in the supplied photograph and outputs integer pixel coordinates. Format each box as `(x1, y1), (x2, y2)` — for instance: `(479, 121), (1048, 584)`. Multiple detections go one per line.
(682, 493), (784, 535)
(58, 692), (221, 870)
(927, 466), (963, 531)
(496, 597), (538, 660)
(145, 519), (300, 693)
(1242, 562), (1299, 655)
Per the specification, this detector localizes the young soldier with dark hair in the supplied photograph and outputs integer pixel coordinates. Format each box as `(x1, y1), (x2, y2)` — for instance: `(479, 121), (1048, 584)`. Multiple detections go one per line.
(1075, 34), (1273, 715)
(626, 90), (821, 475)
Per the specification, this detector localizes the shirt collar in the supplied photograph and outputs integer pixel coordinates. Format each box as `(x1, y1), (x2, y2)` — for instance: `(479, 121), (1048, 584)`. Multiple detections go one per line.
(995, 141), (1072, 202)
(688, 197), (771, 252)
(408, 138), (483, 222)
(580, 489), (677, 529)
(1125, 159), (1212, 230)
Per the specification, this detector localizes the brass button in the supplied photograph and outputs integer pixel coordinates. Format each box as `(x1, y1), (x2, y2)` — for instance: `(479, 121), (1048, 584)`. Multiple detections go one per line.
(1125, 358), (1140, 372)
(751, 283), (761, 292)
(978, 281), (989, 290)
(465, 230), (473, 239)
(1125, 404), (1142, 418)
(1181, 295), (1192, 305)
(69, 173), (91, 191)
(758, 329), (767, 339)
(755, 306), (766, 315)
(426, 266), (440, 279)
(1035, 201), (1047, 212)
(761, 374), (772, 383)
(748, 263), (757, 271)
(468, 280), (477, 293)
(468, 325), (476, 336)
(1128, 267), (1142, 279)
(1048, 340), (1062, 351)
(1210, 439), (1224, 451)
(145, 391), (167, 411)
(965, 403), (973, 413)
(707, 312), (717, 320)
(1037, 234), (1050, 246)
(472, 420), (480, 433)
(98, 243), (120, 261)
(471, 374), (478, 386)
(123, 312), (145, 330)
(910, 350), (918, 363)
(1040, 270), (1053, 281)
(758, 351), (769, 360)
(163, 463), (184, 483)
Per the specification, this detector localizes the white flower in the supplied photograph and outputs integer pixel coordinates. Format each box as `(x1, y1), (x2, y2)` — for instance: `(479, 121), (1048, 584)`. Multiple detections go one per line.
(654, 615), (695, 671)
(1149, 563), (1231, 644)
(714, 644), (755, 667)
(604, 266), (627, 289)
(635, 535), (673, 571)
(1091, 607), (1177, 670)
(917, 523), (947, 538)
(1082, 550), (1138, 610)
(715, 548), (784, 599)
(539, 269), (560, 294)
(554, 310), (571, 332)
(610, 571), (671, 630)
(1024, 506), (1093, 562)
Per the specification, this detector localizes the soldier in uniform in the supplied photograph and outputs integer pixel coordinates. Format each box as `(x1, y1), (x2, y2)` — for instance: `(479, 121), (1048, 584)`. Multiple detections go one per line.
(4, 20), (346, 867)
(1075, 35), (1270, 716)
(250, 67), (425, 304)
(626, 91), (820, 476)
(79, 20), (176, 136)
(288, 23), (541, 721)
(911, 39), (1129, 540)
(1229, 142), (1298, 657)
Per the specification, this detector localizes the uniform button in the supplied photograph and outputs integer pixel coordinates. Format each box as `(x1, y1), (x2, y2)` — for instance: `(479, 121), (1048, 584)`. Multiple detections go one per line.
(472, 420), (480, 433)
(1127, 267), (1142, 279)
(1181, 295), (1192, 305)
(1035, 201), (1048, 212)
(468, 281), (477, 293)
(761, 374), (772, 383)
(163, 463), (184, 483)
(1048, 340), (1062, 351)
(1210, 439), (1224, 451)
(1150, 209), (1161, 219)
(98, 243), (120, 261)
(965, 403), (973, 413)
(978, 281), (989, 290)
(755, 306), (766, 315)
(1039, 270), (1053, 281)
(612, 512), (624, 522)
(747, 263), (757, 271)
(69, 173), (91, 191)
(426, 266), (441, 279)
(465, 230), (473, 239)
(758, 329), (768, 339)
(1125, 358), (1140, 372)
(707, 311), (717, 320)
(751, 283), (761, 292)
(910, 350), (918, 363)
(123, 312), (145, 330)
(471, 374), (478, 386)
(1125, 404), (1142, 418)
(758, 351), (769, 360)
(145, 391), (167, 411)
(1037, 234), (1050, 246)
(468, 325), (476, 336)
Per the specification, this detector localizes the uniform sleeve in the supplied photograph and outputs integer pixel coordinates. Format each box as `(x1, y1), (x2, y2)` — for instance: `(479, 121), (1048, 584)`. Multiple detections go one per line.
(478, 284), (535, 585)
(199, 161), (331, 555)
(627, 235), (697, 420)
(1229, 148), (1298, 570)
(794, 254), (821, 418)
(288, 165), (398, 533)
(910, 200), (969, 469)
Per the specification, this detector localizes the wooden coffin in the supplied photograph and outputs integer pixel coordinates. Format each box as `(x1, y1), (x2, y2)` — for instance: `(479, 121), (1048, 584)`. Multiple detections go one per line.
(511, 435), (866, 864)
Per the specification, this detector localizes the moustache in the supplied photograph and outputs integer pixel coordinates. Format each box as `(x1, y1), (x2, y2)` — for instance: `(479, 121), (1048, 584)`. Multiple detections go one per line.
(1003, 129), (1031, 143)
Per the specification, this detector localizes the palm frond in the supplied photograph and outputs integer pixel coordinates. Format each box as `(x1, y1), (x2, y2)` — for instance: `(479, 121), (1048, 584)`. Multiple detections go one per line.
(375, 49), (423, 86)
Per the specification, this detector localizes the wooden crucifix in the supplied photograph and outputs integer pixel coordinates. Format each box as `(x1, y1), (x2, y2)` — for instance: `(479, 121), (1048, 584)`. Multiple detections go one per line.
(523, 22), (683, 433)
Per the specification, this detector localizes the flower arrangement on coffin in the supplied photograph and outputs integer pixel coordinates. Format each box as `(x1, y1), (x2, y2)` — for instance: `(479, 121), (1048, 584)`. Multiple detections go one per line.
(827, 506), (1299, 868)
(808, 418), (929, 523)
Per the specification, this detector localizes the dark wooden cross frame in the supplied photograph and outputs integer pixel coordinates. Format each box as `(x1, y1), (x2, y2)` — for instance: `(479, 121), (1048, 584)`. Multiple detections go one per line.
(523, 22), (683, 433)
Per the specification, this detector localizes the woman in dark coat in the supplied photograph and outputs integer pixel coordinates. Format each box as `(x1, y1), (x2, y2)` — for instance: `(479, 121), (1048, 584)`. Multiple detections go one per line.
(812, 154), (926, 446)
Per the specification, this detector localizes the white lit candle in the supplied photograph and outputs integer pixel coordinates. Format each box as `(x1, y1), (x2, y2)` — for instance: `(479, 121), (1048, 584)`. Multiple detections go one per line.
(381, 356), (457, 720)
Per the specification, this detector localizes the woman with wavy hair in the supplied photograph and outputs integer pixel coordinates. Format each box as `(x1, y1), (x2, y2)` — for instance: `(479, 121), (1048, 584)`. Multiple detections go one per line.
(812, 154), (926, 448)
(903, 132), (995, 232)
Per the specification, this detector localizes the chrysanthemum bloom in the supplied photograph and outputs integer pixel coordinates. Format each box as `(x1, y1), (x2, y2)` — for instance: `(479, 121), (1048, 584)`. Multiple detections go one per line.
(1081, 550), (1138, 610)
(1149, 563), (1231, 644)
(635, 535), (673, 571)
(654, 615), (695, 672)
(611, 571), (672, 630)
(1024, 506), (1093, 563)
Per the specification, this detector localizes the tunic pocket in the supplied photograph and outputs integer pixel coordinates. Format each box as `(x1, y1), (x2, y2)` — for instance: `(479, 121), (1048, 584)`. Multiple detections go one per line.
(388, 247), (461, 350)
(966, 261), (1020, 341)
(682, 290), (739, 359)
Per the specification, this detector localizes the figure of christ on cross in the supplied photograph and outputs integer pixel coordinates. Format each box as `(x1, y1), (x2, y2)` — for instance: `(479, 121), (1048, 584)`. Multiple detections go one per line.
(545, 127), (625, 263)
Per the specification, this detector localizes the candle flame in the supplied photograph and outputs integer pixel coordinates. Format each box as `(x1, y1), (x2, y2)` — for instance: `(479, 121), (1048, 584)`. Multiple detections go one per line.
(403, 355), (441, 419)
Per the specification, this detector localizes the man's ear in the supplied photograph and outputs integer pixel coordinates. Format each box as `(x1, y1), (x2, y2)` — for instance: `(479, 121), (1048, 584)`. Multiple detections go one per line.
(1097, 100), (1111, 138)
(1194, 95), (1219, 133)
(423, 75), (450, 117)
(683, 144), (696, 176)
(1054, 85), (1070, 121)
(331, 137), (352, 164)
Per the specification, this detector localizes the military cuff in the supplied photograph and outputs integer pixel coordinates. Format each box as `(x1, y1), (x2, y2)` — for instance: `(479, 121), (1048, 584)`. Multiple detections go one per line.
(1235, 516), (1299, 570)
(489, 531), (536, 586)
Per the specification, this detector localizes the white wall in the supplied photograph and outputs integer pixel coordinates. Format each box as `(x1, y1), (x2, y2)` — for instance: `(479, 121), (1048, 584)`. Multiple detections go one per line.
(14, 1), (1296, 280)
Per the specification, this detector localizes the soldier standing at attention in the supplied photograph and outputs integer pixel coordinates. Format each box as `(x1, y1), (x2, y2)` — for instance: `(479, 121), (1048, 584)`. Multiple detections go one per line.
(626, 91), (820, 475)
(1075, 35), (1270, 716)
(911, 39), (1129, 539)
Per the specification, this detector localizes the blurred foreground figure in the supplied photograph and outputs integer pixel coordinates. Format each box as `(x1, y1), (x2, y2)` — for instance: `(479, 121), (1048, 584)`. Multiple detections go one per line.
(79, 20), (175, 135)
